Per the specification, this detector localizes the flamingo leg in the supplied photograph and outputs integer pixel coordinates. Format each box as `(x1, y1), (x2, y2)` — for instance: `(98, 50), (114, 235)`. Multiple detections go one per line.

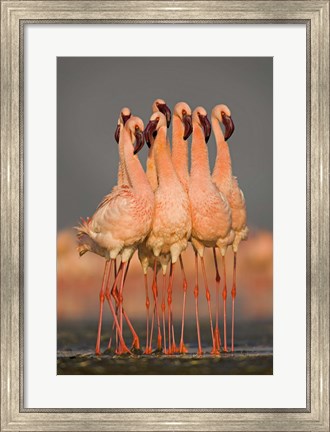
(144, 273), (152, 354)
(213, 247), (222, 350)
(95, 260), (111, 355)
(200, 256), (219, 356)
(152, 260), (162, 351)
(103, 260), (130, 355)
(231, 251), (237, 352)
(179, 255), (188, 354)
(161, 273), (167, 354)
(222, 255), (228, 352)
(149, 302), (155, 353)
(167, 262), (175, 354)
(107, 260), (139, 351)
(194, 252), (203, 356)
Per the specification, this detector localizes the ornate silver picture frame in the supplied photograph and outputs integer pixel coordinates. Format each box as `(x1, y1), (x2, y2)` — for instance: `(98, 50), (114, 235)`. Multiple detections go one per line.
(1, 1), (329, 430)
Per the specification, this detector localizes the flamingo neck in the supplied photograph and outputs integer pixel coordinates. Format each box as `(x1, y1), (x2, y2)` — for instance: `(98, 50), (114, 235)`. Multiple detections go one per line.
(171, 115), (189, 189)
(154, 126), (178, 187)
(117, 125), (130, 186)
(146, 145), (158, 192)
(211, 116), (233, 186)
(122, 129), (152, 195)
(190, 122), (211, 182)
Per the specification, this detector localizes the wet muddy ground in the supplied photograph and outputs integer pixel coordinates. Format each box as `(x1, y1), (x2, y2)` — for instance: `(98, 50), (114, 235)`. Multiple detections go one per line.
(58, 320), (272, 375)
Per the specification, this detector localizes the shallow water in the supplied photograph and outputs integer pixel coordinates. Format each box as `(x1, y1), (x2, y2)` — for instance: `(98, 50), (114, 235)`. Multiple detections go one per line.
(57, 320), (273, 375)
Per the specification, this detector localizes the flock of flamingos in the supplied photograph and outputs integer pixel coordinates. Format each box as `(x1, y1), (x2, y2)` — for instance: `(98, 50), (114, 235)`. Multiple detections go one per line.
(76, 99), (248, 357)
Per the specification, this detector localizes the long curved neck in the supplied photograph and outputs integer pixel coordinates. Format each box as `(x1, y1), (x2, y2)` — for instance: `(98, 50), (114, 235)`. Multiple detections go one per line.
(154, 126), (178, 188)
(190, 122), (211, 182)
(146, 144), (158, 191)
(122, 129), (152, 195)
(171, 115), (189, 189)
(211, 116), (232, 184)
(117, 127), (130, 186)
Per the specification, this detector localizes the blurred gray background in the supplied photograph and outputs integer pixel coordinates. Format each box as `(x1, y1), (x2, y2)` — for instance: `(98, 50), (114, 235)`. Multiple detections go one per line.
(57, 57), (272, 231)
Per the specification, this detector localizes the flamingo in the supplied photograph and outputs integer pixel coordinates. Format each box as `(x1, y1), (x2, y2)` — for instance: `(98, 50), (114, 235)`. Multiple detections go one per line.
(145, 110), (192, 354)
(188, 106), (234, 356)
(171, 101), (193, 353)
(76, 116), (154, 355)
(136, 99), (171, 354)
(211, 104), (248, 352)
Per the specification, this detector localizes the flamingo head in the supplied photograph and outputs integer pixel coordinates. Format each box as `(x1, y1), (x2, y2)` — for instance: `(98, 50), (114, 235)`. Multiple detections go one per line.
(125, 116), (145, 154)
(174, 102), (193, 140)
(114, 107), (132, 143)
(212, 104), (235, 141)
(193, 106), (211, 143)
(144, 112), (167, 148)
(152, 98), (172, 128)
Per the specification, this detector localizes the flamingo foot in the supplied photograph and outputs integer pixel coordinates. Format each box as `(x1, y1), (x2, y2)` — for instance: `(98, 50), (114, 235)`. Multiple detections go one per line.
(144, 347), (152, 355)
(196, 348), (203, 357)
(179, 341), (188, 354)
(211, 347), (221, 357)
(115, 344), (131, 356)
(131, 336), (140, 350)
(171, 342), (179, 354)
(214, 327), (221, 351)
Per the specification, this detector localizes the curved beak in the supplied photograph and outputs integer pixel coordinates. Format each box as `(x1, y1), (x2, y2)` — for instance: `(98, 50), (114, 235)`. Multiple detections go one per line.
(222, 113), (235, 141)
(157, 103), (171, 128)
(133, 129), (145, 154)
(183, 113), (193, 140)
(121, 113), (131, 125)
(199, 114), (211, 143)
(114, 124), (120, 144)
(144, 119), (158, 148)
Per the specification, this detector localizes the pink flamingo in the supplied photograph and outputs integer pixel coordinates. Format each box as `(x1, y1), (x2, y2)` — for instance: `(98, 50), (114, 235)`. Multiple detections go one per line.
(171, 101), (193, 353)
(211, 104), (248, 352)
(188, 106), (233, 356)
(76, 116), (154, 355)
(145, 110), (192, 354)
(137, 99), (172, 354)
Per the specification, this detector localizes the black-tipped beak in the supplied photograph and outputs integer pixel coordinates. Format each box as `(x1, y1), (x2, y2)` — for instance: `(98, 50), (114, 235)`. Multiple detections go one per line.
(198, 113), (211, 143)
(144, 119), (158, 148)
(183, 113), (193, 140)
(157, 103), (171, 128)
(133, 129), (145, 154)
(114, 124), (120, 144)
(222, 113), (235, 141)
(121, 113), (131, 125)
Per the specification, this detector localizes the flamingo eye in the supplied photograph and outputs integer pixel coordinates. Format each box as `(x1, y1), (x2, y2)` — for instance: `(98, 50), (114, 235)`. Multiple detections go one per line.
(156, 101), (159, 106)
(135, 125), (139, 130)
(156, 116), (160, 121)
(182, 109), (187, 116)
(221, 111), (225, 117)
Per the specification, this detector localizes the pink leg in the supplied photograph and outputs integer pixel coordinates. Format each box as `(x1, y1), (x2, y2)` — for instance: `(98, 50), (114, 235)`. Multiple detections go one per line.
(118, 261), (129, 353)
(103, 260), (130, 355)
(144, 273), (152, 354)
(231, 252), (237, 352)
(151, 260), (162, 351)
(200, 256), (219, 356)
(148, 303), (156, 353)
(95, 260), (111, 355)
(194, 252), (203, 356)
(213, 248), (222, 350)
(161, 273), (167, 354)
(179, 255), (188, 354)
(167, 262), (175, 354)
(222, 255), (228, 352)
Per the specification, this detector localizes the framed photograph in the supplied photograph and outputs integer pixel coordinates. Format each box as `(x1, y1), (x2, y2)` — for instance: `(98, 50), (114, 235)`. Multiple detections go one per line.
(1, 1), (329, 431)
